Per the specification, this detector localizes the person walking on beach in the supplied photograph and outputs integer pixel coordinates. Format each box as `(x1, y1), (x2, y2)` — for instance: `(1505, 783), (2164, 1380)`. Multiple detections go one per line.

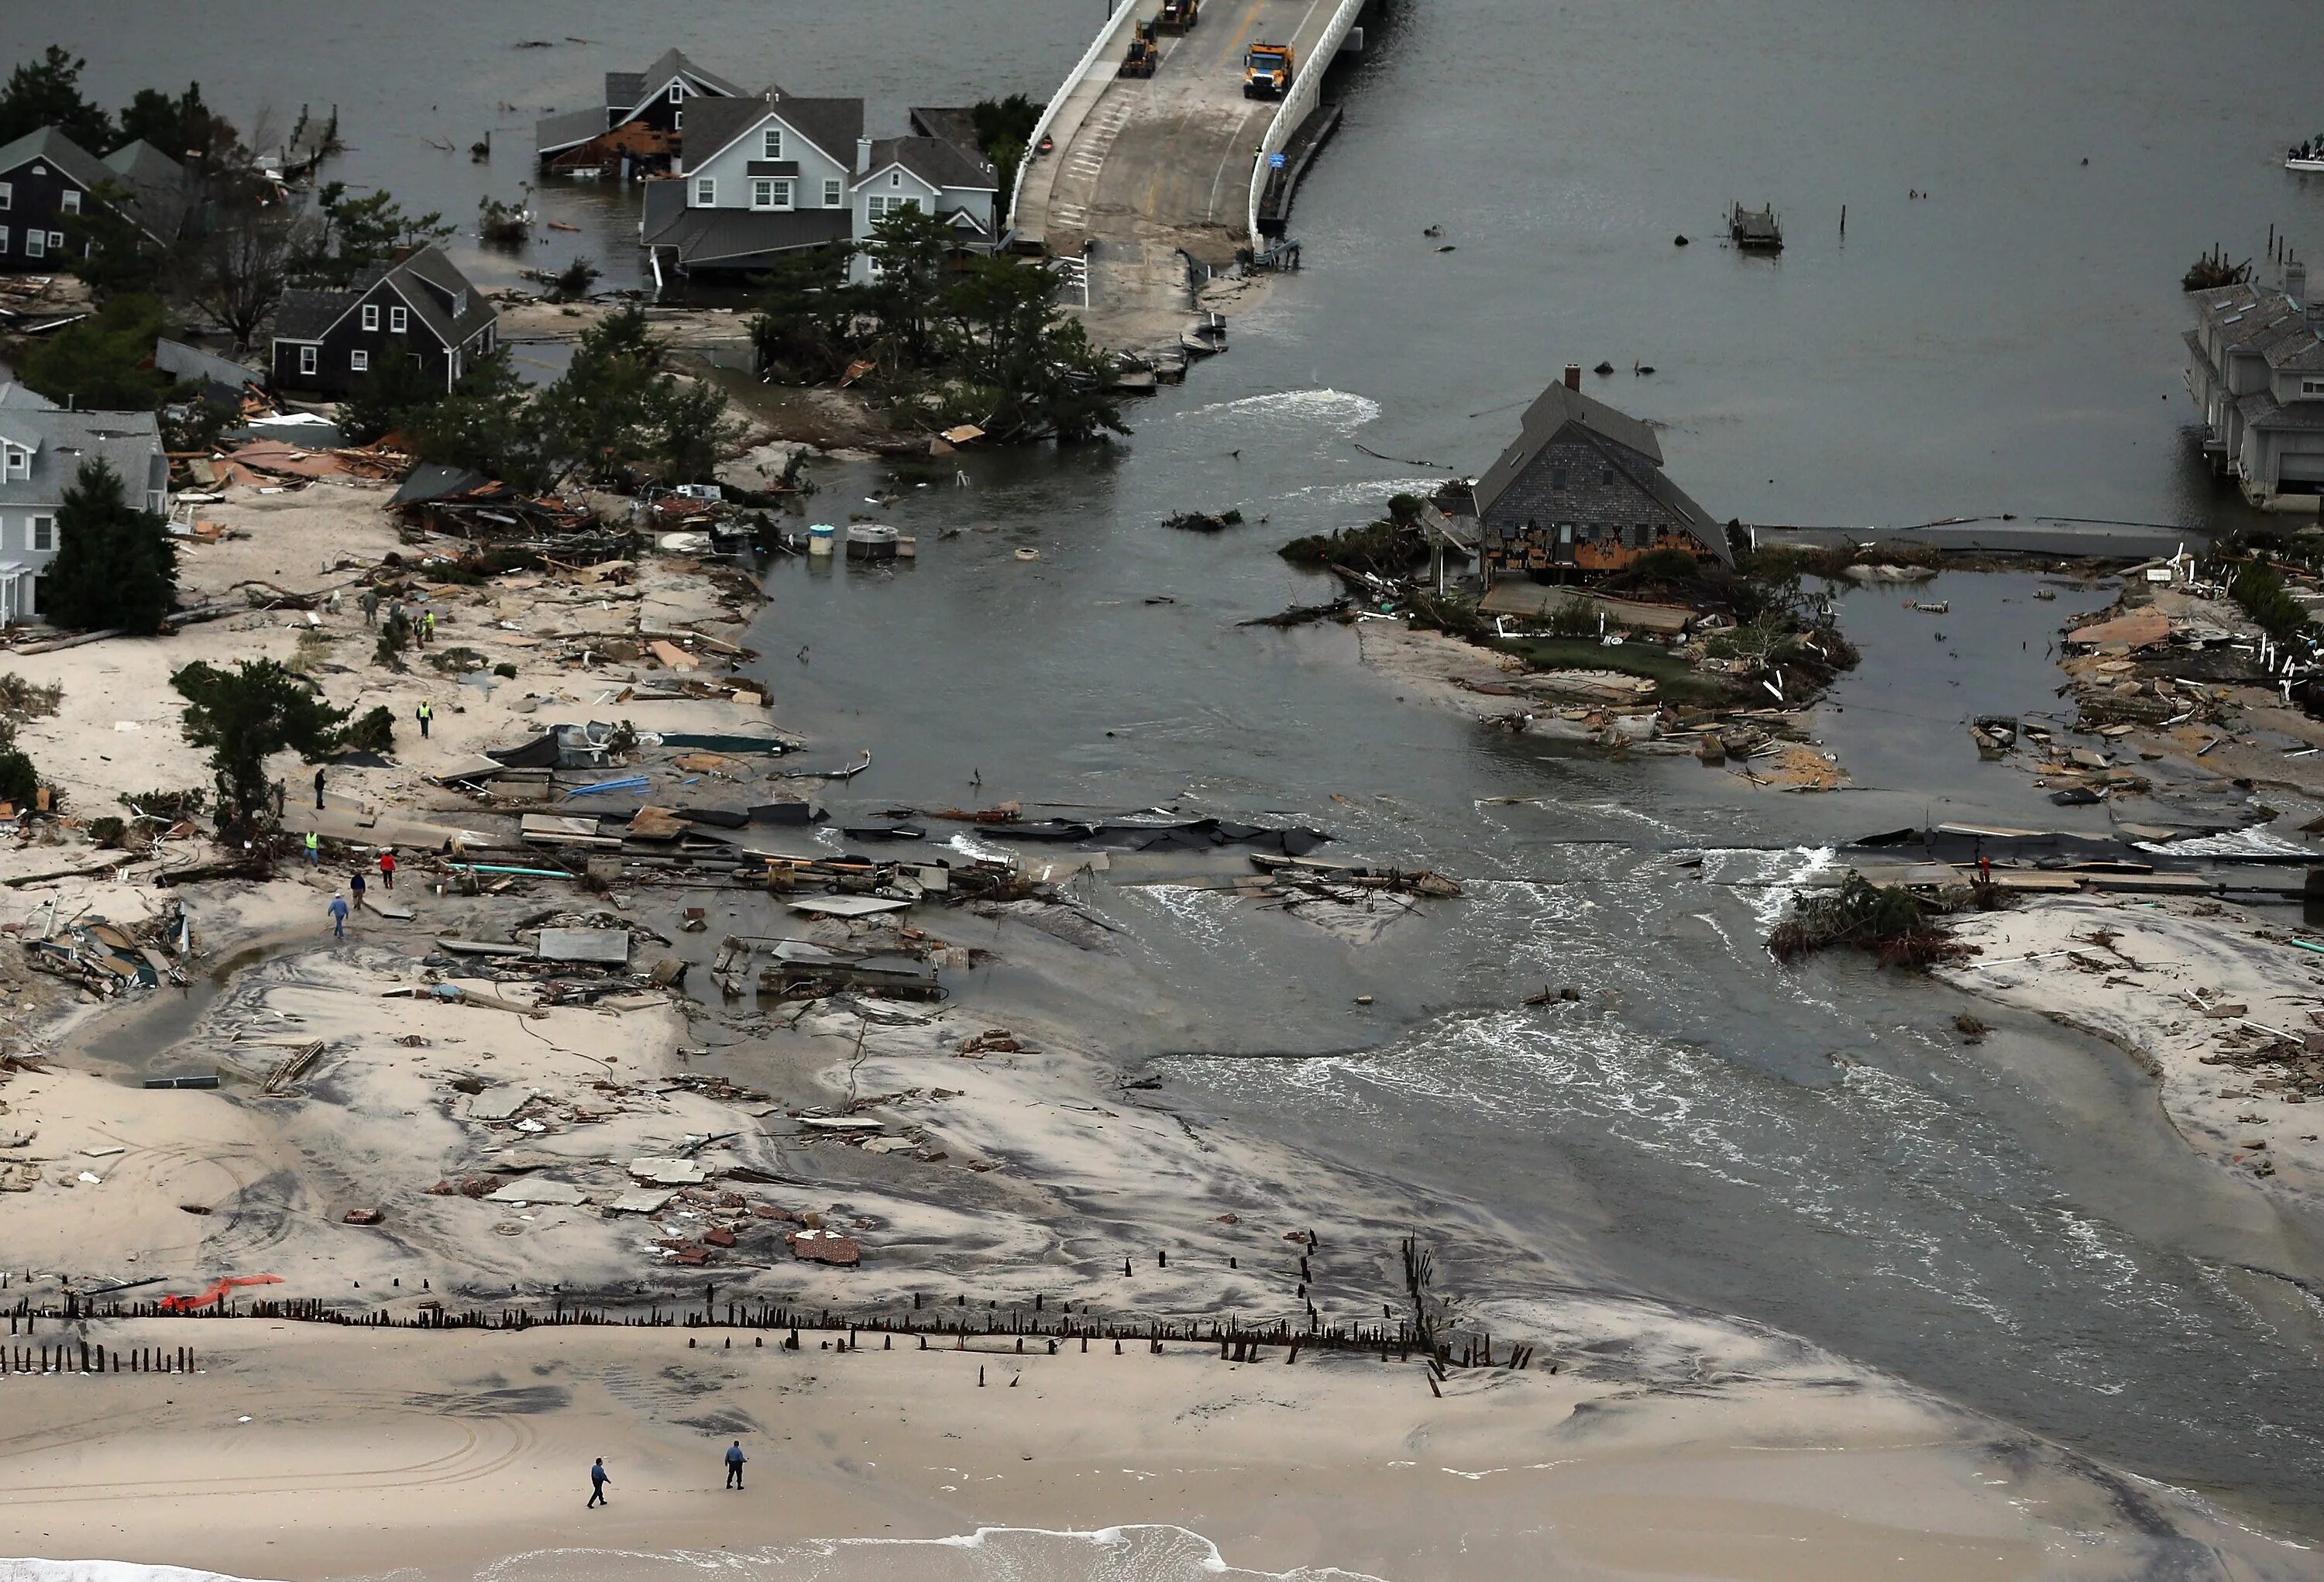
(314, 766), (327, 810)
(304, 831), (321, 867)
(587, 1457), (610, 1507)
(378, 848), (397, 890)
(417, 697), (433, 739)
(724, 1440), (746, 1489)
(328, 893), (349, 940)
(351, 869), (366, 909)
(360, 588), (380, 627)
(421, 610), (436, 645)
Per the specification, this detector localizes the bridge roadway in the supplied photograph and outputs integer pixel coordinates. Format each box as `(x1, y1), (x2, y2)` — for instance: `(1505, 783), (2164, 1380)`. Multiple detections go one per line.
(1015, 0), (1339, 350)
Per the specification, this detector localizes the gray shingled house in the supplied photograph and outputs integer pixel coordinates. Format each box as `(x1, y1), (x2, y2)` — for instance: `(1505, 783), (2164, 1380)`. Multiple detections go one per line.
(2185, 259), (2324, 507)
(1470, 367), (1728, 583)
(268, 245), (499, 397)
(0, 383), (168, 624)
(0, 126), (190, 270)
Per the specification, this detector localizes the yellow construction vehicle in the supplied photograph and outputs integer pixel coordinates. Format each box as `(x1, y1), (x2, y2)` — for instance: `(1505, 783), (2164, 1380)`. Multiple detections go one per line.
(1119, 19), (1158, 77)
(1243, 43), (1293, 98)
(1156, 0), (1198, 33)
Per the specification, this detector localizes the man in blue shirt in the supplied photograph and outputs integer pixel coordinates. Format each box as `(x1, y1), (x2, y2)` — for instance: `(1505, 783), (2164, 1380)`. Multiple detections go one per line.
(328, 894), (349, 939)
(724, 1440), (746, 1489)
(587, 1456), (610, 1507)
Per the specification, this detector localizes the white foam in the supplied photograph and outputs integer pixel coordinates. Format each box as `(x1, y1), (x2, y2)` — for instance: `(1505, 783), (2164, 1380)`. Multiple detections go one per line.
(1171, 388), (1381, 434)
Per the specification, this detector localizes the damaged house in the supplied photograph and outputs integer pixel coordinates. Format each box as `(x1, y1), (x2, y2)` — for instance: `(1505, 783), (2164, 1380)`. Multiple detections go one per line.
(2185, 258), (2324, 507)
(535, 48), (748, 179)
(640, 91), (998, 284)
(1468, 366), (1730, 583)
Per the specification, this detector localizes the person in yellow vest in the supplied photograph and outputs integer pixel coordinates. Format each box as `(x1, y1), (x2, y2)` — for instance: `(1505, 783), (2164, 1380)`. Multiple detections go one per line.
(304, 831), (320, 867)
(417, 698), (434, 739)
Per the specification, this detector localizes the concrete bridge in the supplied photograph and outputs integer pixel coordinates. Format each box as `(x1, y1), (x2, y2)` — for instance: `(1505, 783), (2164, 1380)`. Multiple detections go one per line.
(1012, 0), (1371, 350)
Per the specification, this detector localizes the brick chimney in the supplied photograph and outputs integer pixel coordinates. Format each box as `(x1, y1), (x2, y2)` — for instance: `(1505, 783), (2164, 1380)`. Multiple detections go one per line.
(1563, 363), (1581, 391)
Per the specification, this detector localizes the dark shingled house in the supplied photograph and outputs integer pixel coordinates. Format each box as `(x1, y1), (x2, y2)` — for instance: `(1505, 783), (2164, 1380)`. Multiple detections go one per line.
(535, 48), (748, 178)
(0, 126), (190, 270)
(269, 245), (498, 397)
(1471, 366), (1728, 580)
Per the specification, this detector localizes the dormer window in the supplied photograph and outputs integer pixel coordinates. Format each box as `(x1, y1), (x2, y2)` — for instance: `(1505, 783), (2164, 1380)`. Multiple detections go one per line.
(762, 128), (782, 159)
(669, 82), (684, 103)
(0, 445), (28, 482)
(454, 290), (468, 316)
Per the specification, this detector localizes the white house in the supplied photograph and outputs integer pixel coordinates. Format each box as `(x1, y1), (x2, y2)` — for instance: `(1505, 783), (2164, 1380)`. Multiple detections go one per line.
(639, 91), (999, 283)
(0, 383), (167, 624)
(2186, 259), (2324, 507)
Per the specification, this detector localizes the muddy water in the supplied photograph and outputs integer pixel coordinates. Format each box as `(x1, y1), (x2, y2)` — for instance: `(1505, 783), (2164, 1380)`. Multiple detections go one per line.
(22, 0), (2324, 1536)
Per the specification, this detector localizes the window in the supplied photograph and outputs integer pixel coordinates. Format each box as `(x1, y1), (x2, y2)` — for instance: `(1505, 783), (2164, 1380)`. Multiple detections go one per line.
(23, 229), (42, 258)
(1, 445), (26, 481)
(351, 349), (370, 373)
(695, 177), (716, 207)
(0, 229), (9, 253)
(1635, 524), (1652, 548)
(1549, 467), (1566, 490)
(823, 177), (842, 207)
(48, 232), (62, 251)
(669, 82), (684, 103)
(1600, 467), (1613, 485)
(298, 345), (318, 376)
(751, 178), (792, 210)
(2305, 378), (2324, 397)
(890, 171), (902, 187)
(58, 188), (80, 215)
(866, 194), (920, 222)
(0, 182), (10, 209)
(454, 291), (467, 316)
(30, 516), (53, 554)
(389, 304), (408, 333)
(672, 109), (682, 131)
(762, 128), (782, 159)
(362, 303), (380, 331)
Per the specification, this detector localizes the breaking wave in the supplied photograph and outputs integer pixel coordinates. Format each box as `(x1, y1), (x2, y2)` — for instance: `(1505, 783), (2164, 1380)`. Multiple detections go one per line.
(1170, 388), (1381, 435)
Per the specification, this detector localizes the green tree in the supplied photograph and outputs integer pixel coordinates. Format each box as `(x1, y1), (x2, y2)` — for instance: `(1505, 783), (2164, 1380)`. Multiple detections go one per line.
(534, 306), (737, 487)
(938, 255), (1126, 442)
(301, 184), (451, 282)
(860, 205), (954, 369)
(747, 242), (856, 378)
(59, 178), (167, 294)
(0, 46), (113, 150)
(170, 659), (349, 835)
(16, 294), (176, 411)
(42, 458), (179, 635)
(337, 348), (458, 446)
(970, 94), (1037, 223)
(399, 351), (550, 490)
(118, 81), (239, 165)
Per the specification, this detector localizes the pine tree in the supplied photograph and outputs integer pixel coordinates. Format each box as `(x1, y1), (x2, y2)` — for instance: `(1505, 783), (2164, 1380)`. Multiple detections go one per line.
(42, 459), (178, 635)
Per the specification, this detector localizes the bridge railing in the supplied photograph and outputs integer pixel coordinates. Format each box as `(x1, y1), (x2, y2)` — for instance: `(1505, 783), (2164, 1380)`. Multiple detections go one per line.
(1246, 0), (1366, 244)
(1010, 0), (1152, 237)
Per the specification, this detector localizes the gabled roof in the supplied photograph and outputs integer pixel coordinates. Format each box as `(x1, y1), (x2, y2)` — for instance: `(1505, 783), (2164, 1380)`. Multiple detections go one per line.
(858, 135), (995, 193)
(1473, 380), (1663, 522)
(536, 105), (611, 156)
(270, 246), (496, 349)
(0, 383), (59, 410)
(684, 94), (865, 177)
(606, 71), (647, 112)
(0, 126), (187, 240)
(909, 107), (981, 153)
(155, 337), (262, 394)
(0, 126), (110, 194)
(612, 50), (748, 122)
(0, 404), (164, 509)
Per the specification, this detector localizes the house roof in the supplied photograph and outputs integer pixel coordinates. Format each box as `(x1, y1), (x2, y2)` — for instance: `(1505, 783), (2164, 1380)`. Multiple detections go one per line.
(270, 246), (496, 349)
(683, 93), (865, 176)
(1473, 381), (1664, 518)
(2237, 387), (2324, 432)
(0, 126), (185, 239)
(860, 135), (995, 193)
(606, 71), (646, 111)
(536, 105), (611, 156)
(0, 383), (58, 410)
(775, 98), (867, 170)
(391, 463), (491, 507)
(154, 337), (262, 394)
(637, 49), (747, 105)
(641, 181), (851, 267)
(0, 404), (165, 509)
(909, 107), (981, 153)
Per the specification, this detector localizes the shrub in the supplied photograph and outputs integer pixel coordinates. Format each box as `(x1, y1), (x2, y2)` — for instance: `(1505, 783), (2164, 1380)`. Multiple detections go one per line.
(84, 815), (129, 849)
(343, 705), (397, 754)
(0, 748), (37, 806)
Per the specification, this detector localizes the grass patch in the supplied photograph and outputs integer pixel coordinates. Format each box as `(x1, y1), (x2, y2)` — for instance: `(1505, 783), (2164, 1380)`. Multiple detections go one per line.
(1490, 637), (1732, 704)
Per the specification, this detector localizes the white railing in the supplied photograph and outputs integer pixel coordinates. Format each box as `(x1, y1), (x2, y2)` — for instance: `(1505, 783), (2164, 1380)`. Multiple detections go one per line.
(1245, 0), (1366, 243)
(1010, 0), (1152, 237)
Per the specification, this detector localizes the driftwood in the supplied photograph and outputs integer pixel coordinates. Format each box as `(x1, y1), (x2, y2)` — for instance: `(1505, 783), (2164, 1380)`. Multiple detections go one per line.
(1237, 598), (1353, 629)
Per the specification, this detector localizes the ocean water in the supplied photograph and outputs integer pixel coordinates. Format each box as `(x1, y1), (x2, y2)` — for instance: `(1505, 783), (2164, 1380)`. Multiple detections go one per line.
(4, 1530), (1388, 1582)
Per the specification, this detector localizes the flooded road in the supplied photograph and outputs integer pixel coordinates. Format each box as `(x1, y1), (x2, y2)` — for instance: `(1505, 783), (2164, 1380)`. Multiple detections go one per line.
(22, 0), (2324, 1535)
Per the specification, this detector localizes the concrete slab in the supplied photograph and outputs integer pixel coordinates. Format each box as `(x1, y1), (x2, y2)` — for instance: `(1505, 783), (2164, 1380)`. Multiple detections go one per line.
(536, 927), (631, 965)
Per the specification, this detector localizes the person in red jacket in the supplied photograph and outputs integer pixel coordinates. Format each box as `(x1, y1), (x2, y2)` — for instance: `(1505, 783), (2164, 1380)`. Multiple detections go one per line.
(378, 849), (397, 891)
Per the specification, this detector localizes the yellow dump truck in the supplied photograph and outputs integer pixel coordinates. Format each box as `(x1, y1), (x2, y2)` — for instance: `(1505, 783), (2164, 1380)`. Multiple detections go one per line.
(1243, 43), (1294, 98)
